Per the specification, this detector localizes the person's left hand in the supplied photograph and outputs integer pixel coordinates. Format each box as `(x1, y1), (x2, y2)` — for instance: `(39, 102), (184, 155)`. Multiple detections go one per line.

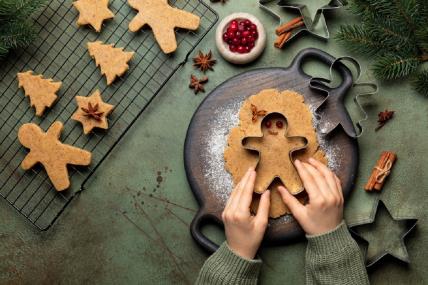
(222, 168), (271, 260)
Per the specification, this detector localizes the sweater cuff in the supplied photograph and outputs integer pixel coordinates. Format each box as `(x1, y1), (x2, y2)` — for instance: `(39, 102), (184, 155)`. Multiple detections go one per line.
(210, 242), (262, 280)
(306, 220), (355, 255)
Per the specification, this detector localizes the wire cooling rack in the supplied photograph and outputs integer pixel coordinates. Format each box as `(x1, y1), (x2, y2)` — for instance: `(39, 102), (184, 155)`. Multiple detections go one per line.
(0, 0), (217, 230)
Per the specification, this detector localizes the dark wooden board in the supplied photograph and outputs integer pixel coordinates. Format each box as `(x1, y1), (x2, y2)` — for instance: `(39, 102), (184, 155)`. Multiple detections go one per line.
(184, 48), (359, 252)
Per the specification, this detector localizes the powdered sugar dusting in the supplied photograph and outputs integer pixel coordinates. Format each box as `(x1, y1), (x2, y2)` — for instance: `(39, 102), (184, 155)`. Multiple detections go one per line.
(201, 101), (241, 204)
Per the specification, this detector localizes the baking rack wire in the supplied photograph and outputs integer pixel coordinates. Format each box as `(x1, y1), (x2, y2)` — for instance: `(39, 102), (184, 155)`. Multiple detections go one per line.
(0, 0), (218, 230)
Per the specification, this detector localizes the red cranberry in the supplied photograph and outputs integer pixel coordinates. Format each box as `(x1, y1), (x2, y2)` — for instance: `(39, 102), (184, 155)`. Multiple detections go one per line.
(232, 38), (240, 45)
(223, 33), (229, 42)
(265, 120), (272, 128)
(276, 121), (284, 129)
(252, 30), (258, 39)
(242, 30), (250, 38)
(247, 35), (255, 44)
(236, 31), (242, 38)
(244, 46), (250, 53)
(244, 19), (252, 27)
(241, 37), (248, 45)
(237, 46), (245, 53)
(229, 44), (237, 52)
(250, 24), (257, 31)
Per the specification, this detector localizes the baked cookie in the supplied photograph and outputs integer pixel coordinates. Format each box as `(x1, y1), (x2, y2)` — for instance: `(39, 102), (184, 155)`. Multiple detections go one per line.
(71, 90), (114, 134)
(87, 41), (134, 85)
(73, 0), (114, 32)
(128, 0), (200, 54)
(17, 71), (62, 116)
(18, 121), (92, 191)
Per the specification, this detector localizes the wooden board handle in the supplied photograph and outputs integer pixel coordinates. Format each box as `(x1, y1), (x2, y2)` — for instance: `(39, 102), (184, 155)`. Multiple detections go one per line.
(190, 209), (223, 253)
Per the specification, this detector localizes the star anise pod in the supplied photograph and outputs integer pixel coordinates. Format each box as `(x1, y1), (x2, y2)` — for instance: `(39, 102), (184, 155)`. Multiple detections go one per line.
(193, 50), (216, 73)
(81, 102), (104, 121)
(375, 109), (394, 131)
(251, 104), (267, 123)
(189, 74), (208, 94)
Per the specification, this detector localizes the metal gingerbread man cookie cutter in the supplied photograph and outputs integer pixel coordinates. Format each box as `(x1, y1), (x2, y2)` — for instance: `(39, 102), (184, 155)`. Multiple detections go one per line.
(309, 56), (378, 138)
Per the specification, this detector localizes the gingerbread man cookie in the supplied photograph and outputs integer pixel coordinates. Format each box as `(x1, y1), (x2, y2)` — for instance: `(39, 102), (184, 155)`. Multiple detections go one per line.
(73, 0), (114, 32)
(87, 41), (134, 85)
(128, 0), (200, 54)
(18, 121), (92, 191)
(17, 71), (62, 117)
(71, 90), (114, 134)
(243, 113), (307, 194)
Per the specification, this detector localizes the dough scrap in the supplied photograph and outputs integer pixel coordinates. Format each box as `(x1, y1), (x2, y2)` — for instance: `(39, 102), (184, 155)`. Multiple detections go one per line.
(224, 89), (327, 218)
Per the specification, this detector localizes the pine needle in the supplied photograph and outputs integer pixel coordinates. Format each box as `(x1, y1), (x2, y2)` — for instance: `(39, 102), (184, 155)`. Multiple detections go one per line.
(412, 70), (428, 96)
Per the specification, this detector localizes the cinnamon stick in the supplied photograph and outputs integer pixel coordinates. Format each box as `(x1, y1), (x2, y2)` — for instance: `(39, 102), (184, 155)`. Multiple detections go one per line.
(364, 151), (397, 191)
(275, 16), (304, 35)
(274, 32), (291, 49)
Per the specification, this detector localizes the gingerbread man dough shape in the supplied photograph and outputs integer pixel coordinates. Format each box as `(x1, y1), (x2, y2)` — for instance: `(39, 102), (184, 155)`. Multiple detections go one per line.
(128, 0), (200, 54)
(243, 113), (307, 194)
(18, 121), (92, 191)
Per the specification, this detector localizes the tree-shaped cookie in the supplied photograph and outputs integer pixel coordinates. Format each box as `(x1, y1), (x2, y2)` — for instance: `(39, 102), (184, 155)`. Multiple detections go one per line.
(128, 0), (200, 54)
(18, 121), (92, 191)
(243, 113), (307, 194)
(87, 41), (134, 85)
(17, 71), (62, 116)
(71, 90), (114, 134)
(73, 0), (114, 32)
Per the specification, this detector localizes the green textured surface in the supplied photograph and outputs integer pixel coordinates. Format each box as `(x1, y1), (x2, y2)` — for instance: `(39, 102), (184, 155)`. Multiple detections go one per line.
(1, 0), (427, 284)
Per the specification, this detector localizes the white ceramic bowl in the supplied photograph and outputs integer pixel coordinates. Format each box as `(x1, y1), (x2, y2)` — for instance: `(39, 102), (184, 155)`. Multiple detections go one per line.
(215, 12), (266, 65)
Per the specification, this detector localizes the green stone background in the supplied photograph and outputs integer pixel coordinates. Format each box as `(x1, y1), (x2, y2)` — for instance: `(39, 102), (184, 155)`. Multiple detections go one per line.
(1, 0), (427, 284)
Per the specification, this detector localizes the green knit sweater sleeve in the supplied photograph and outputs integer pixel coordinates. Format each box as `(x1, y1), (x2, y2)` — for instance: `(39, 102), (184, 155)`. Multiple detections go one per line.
(305, 220), (369, 285)
(195, 242), (262, 285)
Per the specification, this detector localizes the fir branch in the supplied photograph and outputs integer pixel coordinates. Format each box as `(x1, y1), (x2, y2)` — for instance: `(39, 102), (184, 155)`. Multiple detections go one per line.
(338, 0), (428, 96)
(0, 0), (46, 19)
(336, 25), (388, 55)
(373, 54), (419, 80)
(0, 0), (46, 58)
(0, 20), (35, 49)
(412, 70), (428, 96)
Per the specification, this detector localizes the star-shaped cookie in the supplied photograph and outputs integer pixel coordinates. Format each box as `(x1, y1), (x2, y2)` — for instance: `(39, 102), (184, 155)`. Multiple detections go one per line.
(71, 90), (114, 134)
(73, 0), (114, 32)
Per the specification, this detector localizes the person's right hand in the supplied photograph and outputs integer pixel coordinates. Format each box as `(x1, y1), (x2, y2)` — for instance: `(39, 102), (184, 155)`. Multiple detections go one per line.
(278, 157), (344, 236)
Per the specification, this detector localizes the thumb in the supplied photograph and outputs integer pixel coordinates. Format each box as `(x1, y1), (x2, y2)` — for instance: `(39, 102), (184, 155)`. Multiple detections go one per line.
(255, 190), (270, 224)
(278, 186), (304, 217)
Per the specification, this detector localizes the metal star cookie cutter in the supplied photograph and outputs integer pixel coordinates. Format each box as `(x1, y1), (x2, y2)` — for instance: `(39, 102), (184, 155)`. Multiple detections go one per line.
(309, 56), (378, 138)
(259, 0), (347, 43)
(349, 199), (418, 267)
(241, 112), (308, 195)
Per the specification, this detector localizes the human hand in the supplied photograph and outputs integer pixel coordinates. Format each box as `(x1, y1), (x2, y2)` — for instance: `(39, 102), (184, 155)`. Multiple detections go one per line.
(222, 168), (271, 260)
(278, 158), (343, 236)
